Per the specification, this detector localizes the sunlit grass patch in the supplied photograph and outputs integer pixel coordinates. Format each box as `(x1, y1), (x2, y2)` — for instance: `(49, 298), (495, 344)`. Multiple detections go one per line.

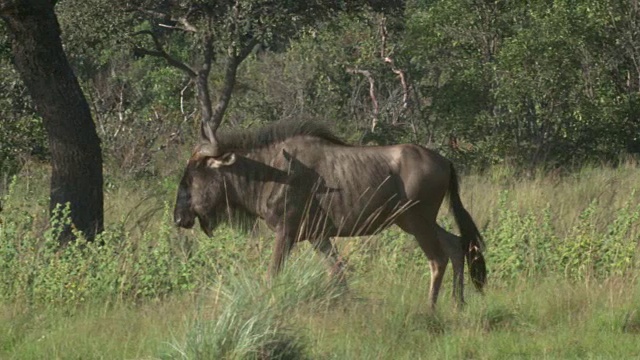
(0, 296), (193, 359)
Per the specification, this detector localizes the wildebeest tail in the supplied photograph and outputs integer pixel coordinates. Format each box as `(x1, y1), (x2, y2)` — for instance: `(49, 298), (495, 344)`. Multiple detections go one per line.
(448, 163), (487, 292)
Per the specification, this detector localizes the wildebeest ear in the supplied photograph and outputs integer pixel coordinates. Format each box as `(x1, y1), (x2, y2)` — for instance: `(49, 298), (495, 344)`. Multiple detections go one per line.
(206, 153), (236, 168)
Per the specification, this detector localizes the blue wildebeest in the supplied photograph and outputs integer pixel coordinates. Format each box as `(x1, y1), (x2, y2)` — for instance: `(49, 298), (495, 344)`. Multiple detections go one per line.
(174, 120), (486, 308)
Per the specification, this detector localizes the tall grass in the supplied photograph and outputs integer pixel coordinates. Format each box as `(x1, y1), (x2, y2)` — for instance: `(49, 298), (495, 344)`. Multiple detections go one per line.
(164, 252), (345, 360)
(448, 164), (640, 280)
(1, 161), (639, 358)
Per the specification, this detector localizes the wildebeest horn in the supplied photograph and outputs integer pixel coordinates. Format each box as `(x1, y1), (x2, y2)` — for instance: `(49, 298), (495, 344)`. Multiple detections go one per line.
(197, 143), (220, 157)
(200, 121), (220, 156)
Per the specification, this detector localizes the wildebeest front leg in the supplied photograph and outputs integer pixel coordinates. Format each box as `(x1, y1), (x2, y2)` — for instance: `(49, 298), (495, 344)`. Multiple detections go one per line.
(312, 238), (347, 286)
(269, 230), (296, 279)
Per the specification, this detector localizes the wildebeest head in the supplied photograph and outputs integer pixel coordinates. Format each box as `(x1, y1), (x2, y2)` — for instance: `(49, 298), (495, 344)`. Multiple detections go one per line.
(174, 123), (236, 236)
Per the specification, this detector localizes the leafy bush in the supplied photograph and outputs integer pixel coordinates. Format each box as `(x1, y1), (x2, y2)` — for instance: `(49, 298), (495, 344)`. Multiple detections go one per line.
(0, 190), (253, 306)
(485, 192), (640, 280)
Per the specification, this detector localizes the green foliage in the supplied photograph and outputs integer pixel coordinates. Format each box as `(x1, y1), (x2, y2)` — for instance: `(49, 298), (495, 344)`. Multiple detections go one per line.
(0, 48), (46, 178)
(559, 196), (640, 279)
(484, 191), (640, 281)
(56, 0), (133, 77)
(404, 0), (640, 167)
(0, 190), (252, 306)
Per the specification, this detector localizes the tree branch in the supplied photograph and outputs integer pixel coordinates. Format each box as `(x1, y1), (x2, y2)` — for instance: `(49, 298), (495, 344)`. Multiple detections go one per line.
(385, 56), (409, 113)
(132, 30), (196, 78)
(238, 38), (259, 62)
(132, 6), (198, 32)
(157, 22), (194, 32)
(380, 16), (409, 121)
(208, 38), (258, 133)
(347, 68), (379, 132)
(201, 32), (214, 75)
(176, 6), (199, 32)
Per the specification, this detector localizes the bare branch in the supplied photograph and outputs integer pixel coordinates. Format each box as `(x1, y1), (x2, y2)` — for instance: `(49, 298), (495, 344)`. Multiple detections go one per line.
(134, 6), (199, 32)
(196, 70), (214, 127)
(132, 30), (196, 78)
(380, 15), (388, 59)
(238, 38), (259, 62)
(158, 22), (196, 32)
(201, 32), (214, 75)
(195, 31), (215, 140)
(385, 56), (409, 113)
(347, 68), (379, 132)
(380, 17), (410, 120)
(175, 12), (199, 32)
(180, 79), (192, 115)
(208, 57), (239, 132)
(198, 35), (259, 149)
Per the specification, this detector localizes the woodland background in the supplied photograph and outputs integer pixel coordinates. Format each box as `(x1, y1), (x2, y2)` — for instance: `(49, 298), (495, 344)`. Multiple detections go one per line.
(2, 0), (640, 181)
(1, 1), (640, 358)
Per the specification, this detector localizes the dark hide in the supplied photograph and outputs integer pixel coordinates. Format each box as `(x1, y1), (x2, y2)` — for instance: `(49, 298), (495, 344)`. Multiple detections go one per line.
(174, 120), (486, 308)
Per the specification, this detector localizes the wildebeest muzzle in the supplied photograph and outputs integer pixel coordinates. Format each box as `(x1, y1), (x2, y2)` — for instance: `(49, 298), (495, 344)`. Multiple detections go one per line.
(174, 206), (196, 228)
(174, 184), (195, 228)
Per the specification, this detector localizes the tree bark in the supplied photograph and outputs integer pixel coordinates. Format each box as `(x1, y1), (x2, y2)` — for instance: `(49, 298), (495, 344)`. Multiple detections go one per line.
(1, 0), (104, 242)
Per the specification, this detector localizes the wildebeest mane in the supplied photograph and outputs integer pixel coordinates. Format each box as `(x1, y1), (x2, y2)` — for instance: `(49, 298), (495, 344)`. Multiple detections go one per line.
(217, 120), (349, 153)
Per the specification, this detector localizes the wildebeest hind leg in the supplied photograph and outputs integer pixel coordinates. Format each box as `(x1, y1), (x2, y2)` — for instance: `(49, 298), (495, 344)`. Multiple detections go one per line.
(311, 238), (348, 287)
(437, 225), (465, 307)
(423, 234), (448, 309)
(398, 215), (448, 309)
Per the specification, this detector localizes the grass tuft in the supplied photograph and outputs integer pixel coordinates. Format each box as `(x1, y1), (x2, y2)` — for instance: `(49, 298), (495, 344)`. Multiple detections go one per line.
(479, 303), (519, 332)
(163, 251), (344, 359)
(408, 311), (447, 335)
(622, 309), (640, 334)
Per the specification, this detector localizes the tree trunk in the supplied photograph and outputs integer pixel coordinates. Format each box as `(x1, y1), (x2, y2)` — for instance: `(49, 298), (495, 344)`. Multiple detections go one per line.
(1, 0), (104, 242)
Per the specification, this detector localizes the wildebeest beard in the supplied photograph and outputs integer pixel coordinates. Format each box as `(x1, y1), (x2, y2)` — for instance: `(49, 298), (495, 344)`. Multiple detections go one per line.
(199, 201), (257, 236)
